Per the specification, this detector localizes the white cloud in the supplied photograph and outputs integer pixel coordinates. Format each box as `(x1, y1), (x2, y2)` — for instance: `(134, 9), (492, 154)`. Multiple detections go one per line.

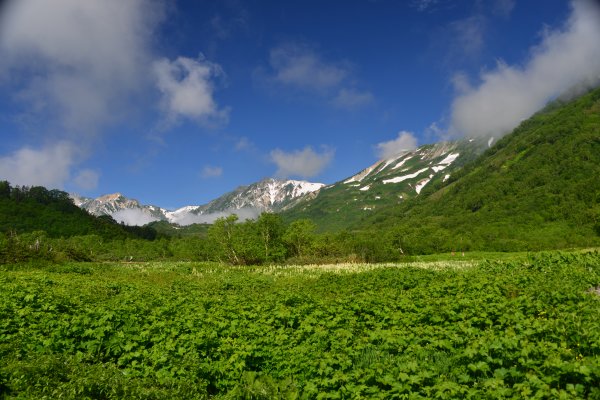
(375, 131), (418, 159)
(170, 207), (260, 226)
(270, 146), (334, 179)
(111, 209), (159, 226)
(0, 142), (75, 188)
(0, 0), (169, 189)
(153, 56), (228, 124)
(332, 88), (374, 109)
(450, 0), (600, 138)
(73, 169), (100, 190)
(201, 165), (223, 178)
(0, 0), (162, 136)
(268, 44), (347, 92)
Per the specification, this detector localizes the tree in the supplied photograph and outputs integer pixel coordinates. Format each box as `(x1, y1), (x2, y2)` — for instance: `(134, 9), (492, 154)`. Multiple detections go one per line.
(256, 213), (286, 262)
(283, 219), (316, 258)
(0, 181), (10, 199)
(208, 215), (241, 264)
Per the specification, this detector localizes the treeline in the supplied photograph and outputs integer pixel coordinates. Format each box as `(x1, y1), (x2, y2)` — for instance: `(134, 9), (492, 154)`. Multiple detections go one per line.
(0, 213), (412, 265)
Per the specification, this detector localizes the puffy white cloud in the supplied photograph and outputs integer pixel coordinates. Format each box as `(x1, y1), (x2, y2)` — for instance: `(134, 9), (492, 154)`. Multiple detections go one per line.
(270, 146), (334, 179)
(375, 131), (418, 159)
(450, 0), (600, 138)
(153, 56), (228, 124)
(111, 209), (159, 226)
(0, 142), (75, 188)
(0, 0), (162, 135)
(73, 169), (100, 190)
(0, 0), (170, 188)
(332, 88), (374, 109)
(200, 165), (223, 178)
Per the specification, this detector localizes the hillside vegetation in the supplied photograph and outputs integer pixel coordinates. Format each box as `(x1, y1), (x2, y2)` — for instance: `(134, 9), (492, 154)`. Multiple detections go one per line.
(352, 87), (600, 253)
(0, 182), (156, 240)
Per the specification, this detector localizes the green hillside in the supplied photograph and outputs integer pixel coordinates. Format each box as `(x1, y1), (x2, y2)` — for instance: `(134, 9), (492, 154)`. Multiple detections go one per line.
(352, 87), (600, 253)
(0, 182), (156, 240)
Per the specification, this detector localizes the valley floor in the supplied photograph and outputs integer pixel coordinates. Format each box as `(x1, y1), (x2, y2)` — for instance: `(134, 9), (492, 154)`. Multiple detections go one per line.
(1, 251), (600, 398)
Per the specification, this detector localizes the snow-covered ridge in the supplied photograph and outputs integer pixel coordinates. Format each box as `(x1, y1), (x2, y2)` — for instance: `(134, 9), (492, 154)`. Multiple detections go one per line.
(70, 178), (324, 226)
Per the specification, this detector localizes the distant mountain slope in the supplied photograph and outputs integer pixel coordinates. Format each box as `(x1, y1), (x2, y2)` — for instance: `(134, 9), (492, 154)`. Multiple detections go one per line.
(281, 138), (489, 230)
(73, 178), (324, 226)
(354, 87), (600, 252)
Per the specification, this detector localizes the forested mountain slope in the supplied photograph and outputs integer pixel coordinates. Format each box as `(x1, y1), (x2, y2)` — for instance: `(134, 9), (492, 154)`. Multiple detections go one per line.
(354, 87), (600, 252)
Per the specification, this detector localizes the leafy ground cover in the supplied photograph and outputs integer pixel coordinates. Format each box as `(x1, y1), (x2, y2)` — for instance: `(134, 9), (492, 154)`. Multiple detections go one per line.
(1, 251), (600, 399)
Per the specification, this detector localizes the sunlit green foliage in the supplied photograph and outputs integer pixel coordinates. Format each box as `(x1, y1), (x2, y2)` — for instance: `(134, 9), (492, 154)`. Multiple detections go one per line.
(1, 252), (600, 398)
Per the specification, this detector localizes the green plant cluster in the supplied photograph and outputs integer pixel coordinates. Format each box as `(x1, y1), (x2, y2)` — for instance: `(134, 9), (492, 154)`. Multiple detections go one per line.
(1, 252), (600, 398)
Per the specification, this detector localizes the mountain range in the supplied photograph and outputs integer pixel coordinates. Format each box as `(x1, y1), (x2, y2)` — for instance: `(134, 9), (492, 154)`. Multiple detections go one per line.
(72, 137), (493, 227)
(71, 179), (325, 226)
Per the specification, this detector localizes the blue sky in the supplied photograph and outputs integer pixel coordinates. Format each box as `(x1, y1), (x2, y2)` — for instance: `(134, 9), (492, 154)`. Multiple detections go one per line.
(1, 0), (599, 208)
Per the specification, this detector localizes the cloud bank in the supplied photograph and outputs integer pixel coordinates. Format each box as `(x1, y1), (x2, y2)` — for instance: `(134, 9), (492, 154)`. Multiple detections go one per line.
(169, 207), (260, 226)
(111, 209), (160, 226)
(450, 0), (600, 138)
(270, 146), (334, 179)
(375, 131), (418, 160)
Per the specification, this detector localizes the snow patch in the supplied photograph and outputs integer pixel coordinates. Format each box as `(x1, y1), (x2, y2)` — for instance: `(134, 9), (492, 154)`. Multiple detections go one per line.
(344, 162), (379, 184)
(392, 155), (412, 170)
(383, 167), (429, 184)
(443, 174), (450, 182)
(438, 153), (460, 165)
(359, 185), (370, 191)
(415, 178), (431, 194)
